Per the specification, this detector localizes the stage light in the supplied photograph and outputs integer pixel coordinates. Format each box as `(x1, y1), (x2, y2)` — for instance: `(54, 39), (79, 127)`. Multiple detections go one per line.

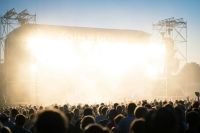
(147, 43), (165, 59)
(146, 64), (163, 79)
(144, 38), (165, 79)
(25, 30), (166, 104)
(26, 32), (80, 71)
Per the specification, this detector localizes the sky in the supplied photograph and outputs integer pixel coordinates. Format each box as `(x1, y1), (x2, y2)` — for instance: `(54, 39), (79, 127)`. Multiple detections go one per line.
(0, 0), (200, 64)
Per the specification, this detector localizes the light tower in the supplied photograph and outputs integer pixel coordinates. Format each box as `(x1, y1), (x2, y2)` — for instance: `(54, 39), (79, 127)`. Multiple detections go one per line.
(153, 17), (187, 98)
(0, 9), (36, 105)
(0, 8), (36, 63)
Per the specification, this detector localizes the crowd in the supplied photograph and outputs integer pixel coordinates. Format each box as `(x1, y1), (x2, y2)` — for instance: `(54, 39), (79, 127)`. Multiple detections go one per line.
(0, 99), (200, 133)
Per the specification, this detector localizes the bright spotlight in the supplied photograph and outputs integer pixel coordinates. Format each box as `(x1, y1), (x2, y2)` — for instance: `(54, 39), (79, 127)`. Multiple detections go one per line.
(145, 63), (164, 79)
(147, 43), (165, 59)
(23, 27), (166, 104)
(26, 33), (80, 71)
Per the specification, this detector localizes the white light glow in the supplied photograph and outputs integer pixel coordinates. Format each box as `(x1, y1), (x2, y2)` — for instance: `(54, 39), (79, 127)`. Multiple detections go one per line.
(25, 31), (166, 104)
(30, 64), (38, 73)
(146, 64), (163, 79)
(27, 33), (80, 71)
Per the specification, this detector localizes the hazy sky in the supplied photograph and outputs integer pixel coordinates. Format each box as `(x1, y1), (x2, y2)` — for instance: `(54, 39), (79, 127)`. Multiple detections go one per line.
(0, 0), (200, 63)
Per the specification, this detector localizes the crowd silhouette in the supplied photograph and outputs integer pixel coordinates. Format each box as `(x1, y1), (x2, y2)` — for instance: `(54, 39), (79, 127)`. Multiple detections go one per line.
(0, 99), (200, 133)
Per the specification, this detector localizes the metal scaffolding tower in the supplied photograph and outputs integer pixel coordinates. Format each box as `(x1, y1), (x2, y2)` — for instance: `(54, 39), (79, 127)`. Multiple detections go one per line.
(153, 17), (187, 62)
(0, 9), (36, 105)
(153, 17), (187, 98)
(0, 8), (36, 63)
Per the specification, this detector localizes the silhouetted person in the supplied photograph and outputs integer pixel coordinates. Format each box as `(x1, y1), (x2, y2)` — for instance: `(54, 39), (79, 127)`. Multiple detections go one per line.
(71, 108), (80, 126)
(192, 101), (199, 109)
(134, 106), (147, 119)
(114, 114), (125, 127)
(174, 104), (187, 133)
(80, 116), (95, 131)
(144, 109), (156, 133)
(96, 106), (107, 123)
(33, 109), (68, 133)
(114, 103), (119, 110)
(113, 114), (125, 133)
(0, 113), (14, 129)
(1, 126), (12, 133)
(129, 118), (146, 133)
(10, 109), (19, 124)
(185, 111), (200, 133)
(12, 114), (31, 133)
(107, 108), (117, 129)
(116, 105), (123, 115)
(118, 103), (136, 133)
(24, 114), (35, 131)
(97, 107), (109, 127)
(153, 107), (178, 133)
(83, 108), (93, 117)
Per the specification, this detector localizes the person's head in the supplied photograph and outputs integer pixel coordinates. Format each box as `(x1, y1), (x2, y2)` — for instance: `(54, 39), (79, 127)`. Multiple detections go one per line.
(0, 113), (9, 124)
(128, 103), (137, 115)
(134, 106), (147, 119)
(164, 103), (174, 112)
(114, 114), (125, 126)
(63, 104), (69, 112)
(15, 114), (26, 127)
(92, 106), (98, 115)
(192, 101), (199, 109)
(80, 116), (95, 130)
(108, 109), (117, 121)
(153, 107), (178, 133)
(83, 123), (111, 133)
(73, 108), (80, 117)
(144, 104), (152, 110)
(116, 105), (123, 114)
(33, 109), (68, 133)
(0, 126), (12, 133)
(101, 107), (108, 116)
(114, 103), (119, 110)
(129, 119), (146, 133)
(29, 108), (35, 115)
(98, 106), (104, 115)
(39, 106), (43, 110)
(11, 108), (19, 118)
(83, 108), (93, 116)
(22, 110), (27, 116)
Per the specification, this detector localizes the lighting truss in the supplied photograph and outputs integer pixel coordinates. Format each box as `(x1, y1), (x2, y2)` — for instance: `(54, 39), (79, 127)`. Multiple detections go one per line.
(0, 8), (36, 63)
(153, 17), (187, 61)
(153, 17), (187, 98)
